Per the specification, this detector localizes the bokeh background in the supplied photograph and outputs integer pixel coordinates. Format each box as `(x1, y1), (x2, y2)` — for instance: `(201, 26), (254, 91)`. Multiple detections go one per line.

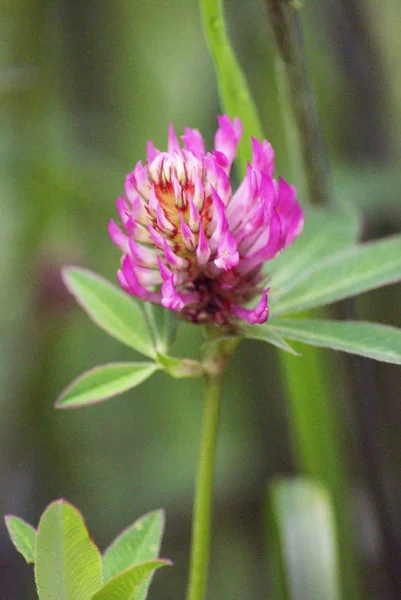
(1, 1), (401, 598)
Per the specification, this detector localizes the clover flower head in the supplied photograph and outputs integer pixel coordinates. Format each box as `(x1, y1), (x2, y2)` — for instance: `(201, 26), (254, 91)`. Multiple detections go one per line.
(109, 115), (304, 328)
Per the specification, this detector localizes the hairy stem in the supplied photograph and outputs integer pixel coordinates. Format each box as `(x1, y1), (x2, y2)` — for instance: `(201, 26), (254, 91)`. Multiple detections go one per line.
(186, 337), (238, 600)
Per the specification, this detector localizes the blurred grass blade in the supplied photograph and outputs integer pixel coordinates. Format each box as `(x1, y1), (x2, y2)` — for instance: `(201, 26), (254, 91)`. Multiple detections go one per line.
(267, 478), (341, 600)
(279, 342), (357, 600)
(103, 510), (165, 600)
(56, 362), (158, 409)
(268, 206), (360, 293)
(199, 0), (264, 175)
(264, 4), (361, 599)
(90, 560), (171, 600)
(271, 235), (401, 315)
(62, 267), (156, 358)
(35, 500), (102, 600)
(268, 319), (401, 364)
(5, 516), (36, 564)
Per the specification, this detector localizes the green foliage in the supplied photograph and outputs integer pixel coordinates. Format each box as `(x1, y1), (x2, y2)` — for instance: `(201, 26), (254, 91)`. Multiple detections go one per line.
(271, 234), (401, 316)
(143, 303), (178, 355)
(268, 206), (360, 293)
(238, 326), (298, 355)
(59, 268), (205, 408)
(60, 210), (401, 407)
(103, 510), (165, 600)
(4, 516), (36, 564)
(62, 267), (157, 359)
(35, 500), (103, 600)
(267, 478), (341, 600)
(199, 0), (264, 176)
(91, 560), (170, 600)
(56, 363), (159, 409)
(267, 319), (401, 364)
(6, 501), (170, 600)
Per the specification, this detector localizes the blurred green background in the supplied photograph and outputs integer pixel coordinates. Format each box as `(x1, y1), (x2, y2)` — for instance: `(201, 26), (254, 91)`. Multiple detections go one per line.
(1, 1), (401, 598)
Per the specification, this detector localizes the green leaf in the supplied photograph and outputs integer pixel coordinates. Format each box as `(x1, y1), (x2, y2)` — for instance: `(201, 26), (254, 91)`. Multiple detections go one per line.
(56, 362), (158, 409)
(268, 206), (360, 295)
(267, 478), (341, 600)
(156, 353), (204, 378)
(267, 319), (401, 364)
(103, 510), (165, 600)
(199, 0), (264, 176)
(62, 267), (155, 358)
(5, 516), (36, 564)
(239, 326), (298, 355)
(143, 303), (178, 355)
(90, 560), (170, 600)
(270, 234), (401, 316)
(35, 500), (102, 600)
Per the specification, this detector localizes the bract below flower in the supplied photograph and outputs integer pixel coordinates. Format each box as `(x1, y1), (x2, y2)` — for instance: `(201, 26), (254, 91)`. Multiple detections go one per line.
(109, 115), (303, 328)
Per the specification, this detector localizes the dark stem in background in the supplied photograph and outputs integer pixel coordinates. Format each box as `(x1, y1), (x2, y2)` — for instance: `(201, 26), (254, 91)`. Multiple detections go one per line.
(316, 0), (392, 159)
(323, 0), (400, 595)
(342, 302), (401, 600)
(264, 0), (331, 206)
(265, 1), (401, 598)
(263, 4), (360, 599)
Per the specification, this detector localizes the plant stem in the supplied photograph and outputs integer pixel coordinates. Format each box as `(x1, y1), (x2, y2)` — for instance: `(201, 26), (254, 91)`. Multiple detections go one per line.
(199, 0), (264, 176)
(264, 3), (361, 599)
(186, 337), (238, 600)
(265, 0), (332, 206)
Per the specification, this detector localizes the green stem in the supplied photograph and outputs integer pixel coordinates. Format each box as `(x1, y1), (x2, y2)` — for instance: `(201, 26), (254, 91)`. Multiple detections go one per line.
(199, 0), (264, 176)
(186, 337), (238, 600)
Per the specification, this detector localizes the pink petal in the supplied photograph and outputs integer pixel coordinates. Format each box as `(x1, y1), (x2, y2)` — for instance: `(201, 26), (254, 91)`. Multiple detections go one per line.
(125, 172), (139, 203)
(116, 197), (130, 225)
(130, 196), (146, 222)
(163, 239), (189, 270)
(147, 223), (165, 249)
(226, 171), (250, 231)
(192, 170), (205, 211)
(214, 229), (239, 271)
(147, 140), (159, 163)
(212, 150), (229, 171)
(108, 220), (130, 253)
(134, 263), (163, 286)
(126, 217), (151, 243)
(204, 154), (231, 204)
(157, 256), (172, 281)
(277, 178), (304, 246)
(148, 185), (159, 213)
(188, 194), (201, 232)
(179, 214), (196, 250)
(196, 224), (211, 266)
(231, 289), (270, 324)
(172, 172), (184, 209)
(130, 162), (149, 198)
(156, 203), (174, 233)
(214, 115), (242, 172)
(119, 255), (160, 302)
(128, 238), (159, 268)
(168, 123), (181, 154)
(161, 275), (185, 310)
(208, 187), (228, 249)
(182, 127), (206, 156)
(239, 210), (284, 273)
(251, 138), (275, 177)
